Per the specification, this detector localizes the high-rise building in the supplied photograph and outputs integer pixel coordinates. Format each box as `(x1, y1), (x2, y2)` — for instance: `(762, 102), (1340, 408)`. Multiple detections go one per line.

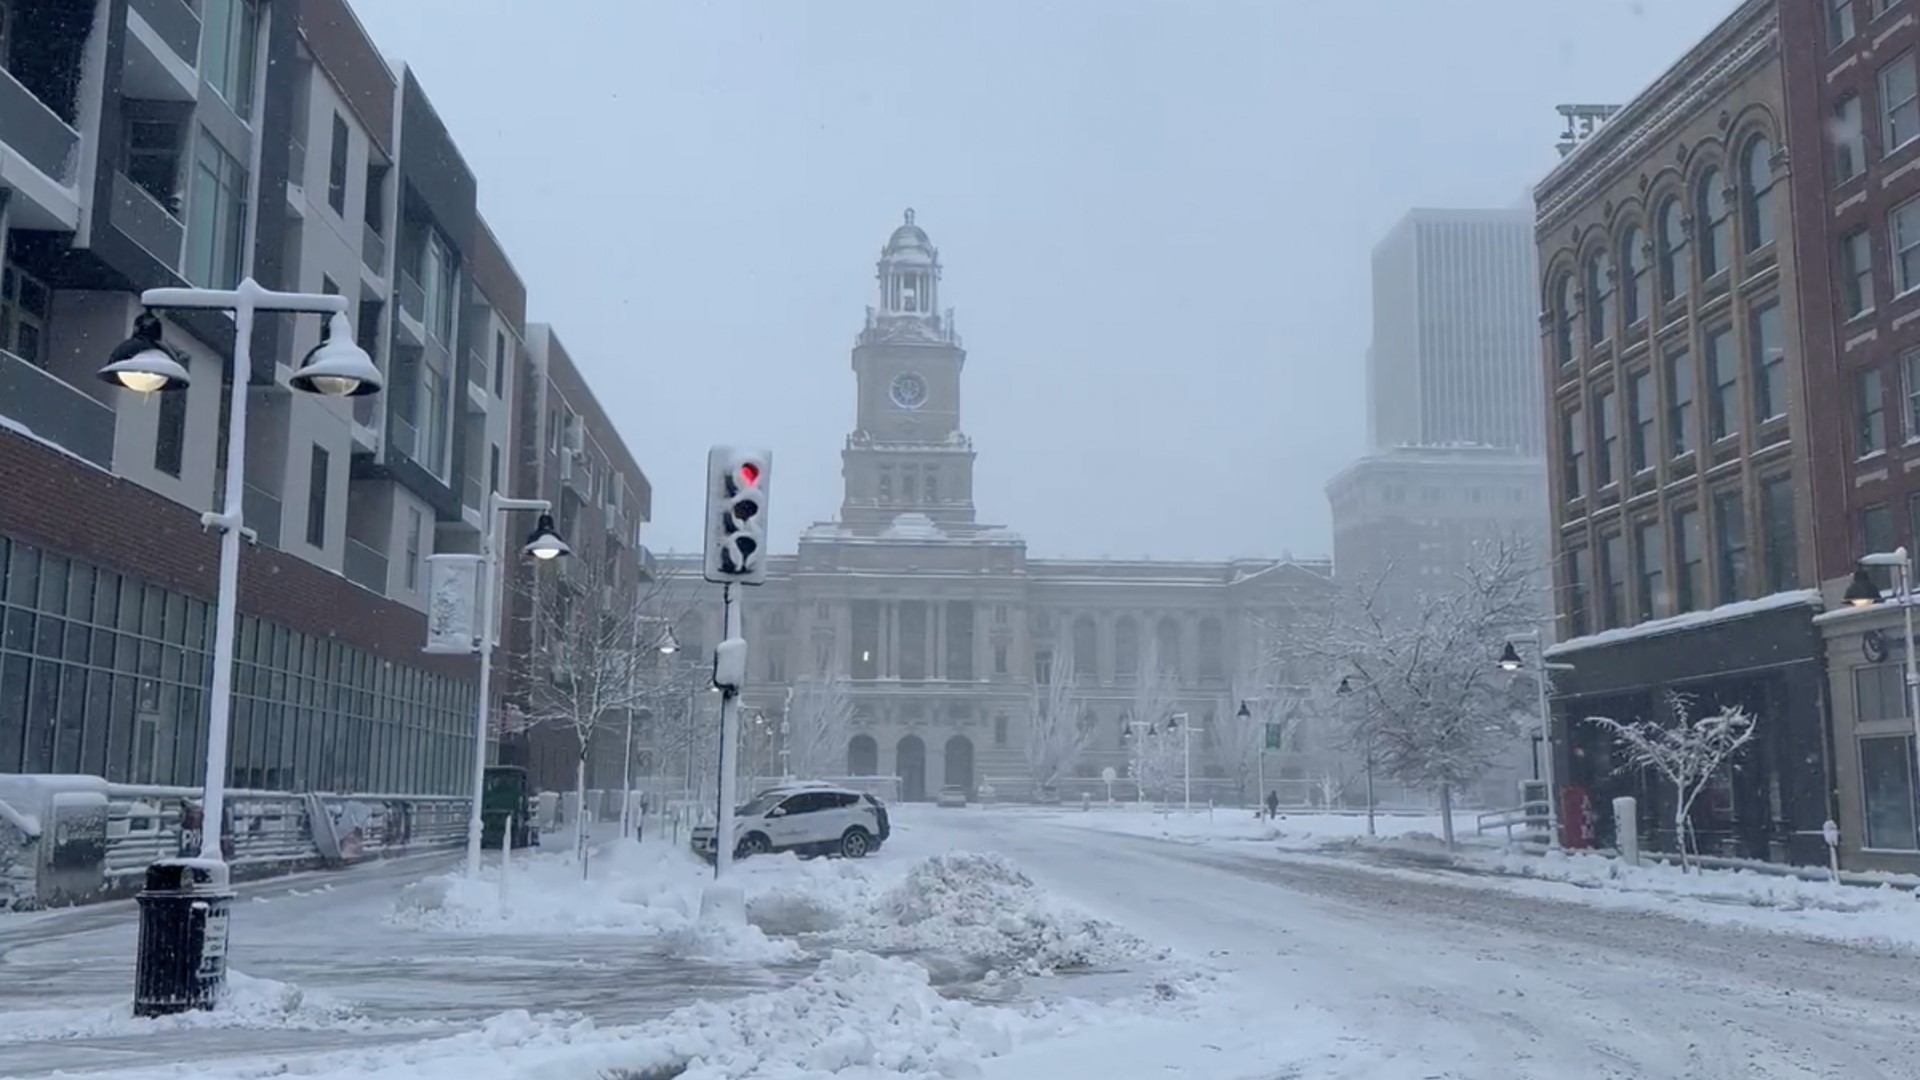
(1365, 208), (1543, 455)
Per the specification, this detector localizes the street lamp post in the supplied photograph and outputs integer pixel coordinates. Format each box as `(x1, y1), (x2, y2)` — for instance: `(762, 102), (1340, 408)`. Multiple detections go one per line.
(100, 281), (381, 1017)
(1121, 720), (1153, 804)
(1335, 676), (1375, 837)
(1166, 712), (1199, 812)
(465, 499), (568, 878)
(621, 624), (678, 839)
(1847, 550), (1920, 826)
(1240, 701), (1261, 815)
(1498, 633), (1574, 851)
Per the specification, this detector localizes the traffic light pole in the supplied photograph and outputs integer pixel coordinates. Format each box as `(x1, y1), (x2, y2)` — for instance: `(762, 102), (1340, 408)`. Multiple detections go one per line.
(713, 583), (741, 880)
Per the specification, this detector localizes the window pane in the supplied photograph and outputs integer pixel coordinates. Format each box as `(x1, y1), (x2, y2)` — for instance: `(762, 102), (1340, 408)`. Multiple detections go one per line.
(1861, 735), (1918, 850)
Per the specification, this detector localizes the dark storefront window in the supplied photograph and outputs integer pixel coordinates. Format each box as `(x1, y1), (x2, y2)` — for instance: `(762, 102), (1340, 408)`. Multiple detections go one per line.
(1859, 735), (1918, 851)
(0, 532), (471, 792)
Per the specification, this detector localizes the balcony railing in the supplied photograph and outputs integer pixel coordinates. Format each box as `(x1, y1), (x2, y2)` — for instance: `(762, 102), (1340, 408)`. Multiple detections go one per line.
(343, 539), (389, 594)
(389, 416), (418, 460)
(462, 473), (483, 512)
(242, 483), (282, 549)
(466, 347), (488, 389)
(287, 135), (306, 189)
(0, 67), (80, 183)
(397, 270), (424, 322)
(127, 0), (202, 64)
(0, 349), (114, 467)
(111, 170), (184, 267)
(362, 221), (387, 274)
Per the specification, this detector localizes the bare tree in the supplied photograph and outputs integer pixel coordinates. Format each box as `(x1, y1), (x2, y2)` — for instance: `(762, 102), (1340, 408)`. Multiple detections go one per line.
(1587, 693), (1756, 872)
(785, 676), (854, 780)
(1025, 656), (1092, 794)
(1122, 643), (1185, 801)
(508, 558), (686, 874)
(1217, 672), (1313, 806)
(1281, 536), (1541, 847)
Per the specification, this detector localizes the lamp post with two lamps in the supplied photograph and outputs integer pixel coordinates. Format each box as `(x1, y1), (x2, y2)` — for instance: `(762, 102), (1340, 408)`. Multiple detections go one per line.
(100, 282), (382, 1017)
(621, 625), (679, 840)
(1497, 634), (1574, 850)
(465, 500), (569, 879)
(1165, 712), (1202, 812)
(1334, 677), (1376, 837)
(1845, 549), (1920, 807)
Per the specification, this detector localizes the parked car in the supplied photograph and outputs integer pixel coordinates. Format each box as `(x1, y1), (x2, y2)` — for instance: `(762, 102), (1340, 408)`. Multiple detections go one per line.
(935, 785), (968, 808)
(691, 784), (889, 861)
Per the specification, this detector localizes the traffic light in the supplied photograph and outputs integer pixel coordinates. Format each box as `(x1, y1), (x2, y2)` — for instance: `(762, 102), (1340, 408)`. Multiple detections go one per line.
(703, 445), (772, 585)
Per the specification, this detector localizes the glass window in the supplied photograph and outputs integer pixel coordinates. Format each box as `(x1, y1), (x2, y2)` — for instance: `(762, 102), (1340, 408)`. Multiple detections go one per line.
(185, 131), (249, 289)
(1562, 405), (1585, 499)
(1565, 548), (1591, 636)
(1635, 519), (1664, 622)
(1697, 168), (1730, 278)
(1762, 475), (1798, 592)
(421, 231), (456, 344)
(1553, 274), (1575, 364)
(1599, 533), (1626, 629)
(1843, 227), (1875, 318)
(1883, 52), (1920, 152)
(1658, 198), (1690, 301)
(1706, 324), (1738, 441)
(1860, 735), (1917, 850)
(1713, 489), (1748, 604)
(1743, 136), (1777, 251)
(305, 444), (329, 549)
(1896, 196), (1920, 295)
(1860, 367), (1887, 455)
(201, 0), (258, 119)
(1674, 507), (1703, 614)
(1628, 369), (1654, 473)
(327, 113), (349, 215)
(1832, 0), (1858, 45)
(405, 508), (423, 592)
(1594, 390), (1617, 487)
(1750, 302), (1787, 422)
(1862, 504), (1896, 592)
(1586, 250), (1613, 345)
(1622, 227), (1649, 326)
(1666, 347), (1695, 457)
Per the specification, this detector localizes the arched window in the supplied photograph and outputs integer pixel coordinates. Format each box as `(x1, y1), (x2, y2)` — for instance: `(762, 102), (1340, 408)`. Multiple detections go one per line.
(1197, 619), (1224, 679)
(1742, 135), (1776, 251)
(1621, 226), (1649, 326)
(1586, 249), (1614, 345)
(1154, 616), (1182, 677)
(1114, 616), (1139, 677)
(1553, 273), (1575, 364)
(1658, 197), (1689, 302)
(1696, 167), (1730, 278)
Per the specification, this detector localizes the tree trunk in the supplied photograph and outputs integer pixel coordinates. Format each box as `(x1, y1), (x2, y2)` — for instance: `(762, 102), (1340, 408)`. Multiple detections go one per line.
(1673, 783), (1690, 873)
(575, 753), (590, 880)
(1439, 784), (1456, 849)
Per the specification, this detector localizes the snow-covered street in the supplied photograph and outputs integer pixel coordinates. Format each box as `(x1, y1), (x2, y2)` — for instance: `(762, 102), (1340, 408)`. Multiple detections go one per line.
(5, 808), (1919, 1079)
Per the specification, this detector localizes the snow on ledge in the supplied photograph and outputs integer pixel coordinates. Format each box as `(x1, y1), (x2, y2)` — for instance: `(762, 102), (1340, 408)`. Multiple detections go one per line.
(0, 414), (109, 473)
(1544, 589), (1823, 657)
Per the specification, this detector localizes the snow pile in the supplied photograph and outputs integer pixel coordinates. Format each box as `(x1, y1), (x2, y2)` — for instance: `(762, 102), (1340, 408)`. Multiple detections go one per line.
(0, 970), (389, 1044)
(1030, 805), (1476, 850)
(856, 852), (1160, 975)
(386, 840), (803, 964)
(76, 952), (1106, 1080)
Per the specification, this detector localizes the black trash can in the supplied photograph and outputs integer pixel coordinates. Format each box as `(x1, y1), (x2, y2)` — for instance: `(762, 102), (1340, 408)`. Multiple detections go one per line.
(133, 858), (234, 1018)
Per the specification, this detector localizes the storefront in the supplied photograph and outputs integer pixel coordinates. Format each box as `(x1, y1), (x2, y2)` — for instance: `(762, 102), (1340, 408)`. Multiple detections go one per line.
(1544, 592), (1833, 867)
(1816, 602), (1920, 873)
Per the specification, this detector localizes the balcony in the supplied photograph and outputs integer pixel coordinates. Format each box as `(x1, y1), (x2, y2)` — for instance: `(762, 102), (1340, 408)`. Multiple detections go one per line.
(242, 483), (282, 549)
(361, 222), (387, 275)
(110, 170), (184, 267)
(344, 538), (389, 594)
(287, 135), (306, 192)
(126, 0), (201, 73)
(636, 545), (658, 583)
(461, 473), (484, 530)
(394, 270), (425, 345)
(0, 70), (81, 226)
(350, 396), (381, 453)
(0, 349), (114, 468)
(389, 415), (419, 460)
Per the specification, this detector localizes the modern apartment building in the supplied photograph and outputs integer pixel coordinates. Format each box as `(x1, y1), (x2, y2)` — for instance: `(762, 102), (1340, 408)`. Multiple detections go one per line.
(0, 0), (651, 797)
(1365, 208), (1544, 456)
(1532, 0), (1836, 866)
(1781, 0), (1920, 871)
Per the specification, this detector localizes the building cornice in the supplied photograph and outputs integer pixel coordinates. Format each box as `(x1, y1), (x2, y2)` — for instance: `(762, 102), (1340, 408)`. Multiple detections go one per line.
(1535, 0), (1778, 236)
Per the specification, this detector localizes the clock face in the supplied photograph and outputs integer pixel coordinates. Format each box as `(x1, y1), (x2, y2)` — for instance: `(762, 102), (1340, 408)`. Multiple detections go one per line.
(889, 371), (928, 410)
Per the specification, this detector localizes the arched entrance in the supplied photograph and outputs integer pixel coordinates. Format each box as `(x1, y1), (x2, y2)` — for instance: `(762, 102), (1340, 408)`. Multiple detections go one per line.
(944, 735), (974, 795)
(847, 734), (878, 776)
(896, 735), (927, 801)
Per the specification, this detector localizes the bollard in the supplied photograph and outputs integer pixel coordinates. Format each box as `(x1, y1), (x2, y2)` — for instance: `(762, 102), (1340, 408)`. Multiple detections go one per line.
(1823, 819), (1841, 883)
(1611, 796), (1638, 866)
(499, 815), (513, 912)
(133, 858), (233, 1017)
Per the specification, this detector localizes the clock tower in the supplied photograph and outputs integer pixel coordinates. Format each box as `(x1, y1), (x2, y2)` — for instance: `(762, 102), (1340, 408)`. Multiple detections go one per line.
(841, 210), (978, 530)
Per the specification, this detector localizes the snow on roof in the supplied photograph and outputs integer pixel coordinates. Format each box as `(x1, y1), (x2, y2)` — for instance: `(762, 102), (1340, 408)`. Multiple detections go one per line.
(882, 513), (943, 540)
(1544, 589), (1823, 657)
(0, 415), (109, 473)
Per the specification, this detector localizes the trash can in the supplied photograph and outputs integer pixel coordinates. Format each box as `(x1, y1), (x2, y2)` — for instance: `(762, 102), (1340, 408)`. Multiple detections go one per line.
(133, 858), (233, 1017)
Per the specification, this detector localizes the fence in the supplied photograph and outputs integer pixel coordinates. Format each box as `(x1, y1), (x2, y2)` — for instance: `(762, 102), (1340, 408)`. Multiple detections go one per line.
(0, 775), (468, 911)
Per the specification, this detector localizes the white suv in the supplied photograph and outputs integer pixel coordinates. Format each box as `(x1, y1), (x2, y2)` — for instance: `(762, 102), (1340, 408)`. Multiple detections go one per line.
(691, 784), (890, 861)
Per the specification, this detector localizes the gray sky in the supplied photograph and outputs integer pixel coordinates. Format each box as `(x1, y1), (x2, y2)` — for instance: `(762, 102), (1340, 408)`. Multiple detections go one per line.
(346, 0), (1737, 560)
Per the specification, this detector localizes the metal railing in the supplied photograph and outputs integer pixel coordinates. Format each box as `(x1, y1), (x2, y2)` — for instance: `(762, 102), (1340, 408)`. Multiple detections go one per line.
(466, 347), (488, 389)
(397, 269), (425, 322)
(0, 66), (79, 182)
(127, 0), (202, 65)
(288, 135), (306, 189)
(344, 538), (389, 594)
(389, 415), (419, 459)
(1476, 799), (1551, 845)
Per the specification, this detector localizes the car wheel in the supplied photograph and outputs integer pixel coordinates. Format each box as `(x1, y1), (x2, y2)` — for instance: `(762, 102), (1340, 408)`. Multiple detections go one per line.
(840, 827), (872, 859)
(737, 833), (771, 859)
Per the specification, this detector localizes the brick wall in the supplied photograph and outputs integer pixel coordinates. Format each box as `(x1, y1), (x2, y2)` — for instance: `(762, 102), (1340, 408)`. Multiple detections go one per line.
(0, 428), (470, 680)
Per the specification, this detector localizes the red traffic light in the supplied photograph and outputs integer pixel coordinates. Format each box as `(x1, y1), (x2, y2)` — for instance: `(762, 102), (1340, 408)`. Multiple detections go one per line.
(738, 462), (761, 487)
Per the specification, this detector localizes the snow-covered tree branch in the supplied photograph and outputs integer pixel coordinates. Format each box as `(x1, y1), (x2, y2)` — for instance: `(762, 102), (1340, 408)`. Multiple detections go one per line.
(784, 676), (854, 780)
(1586, 693), (1756, 871)
(1025, 656), (1092, 793)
